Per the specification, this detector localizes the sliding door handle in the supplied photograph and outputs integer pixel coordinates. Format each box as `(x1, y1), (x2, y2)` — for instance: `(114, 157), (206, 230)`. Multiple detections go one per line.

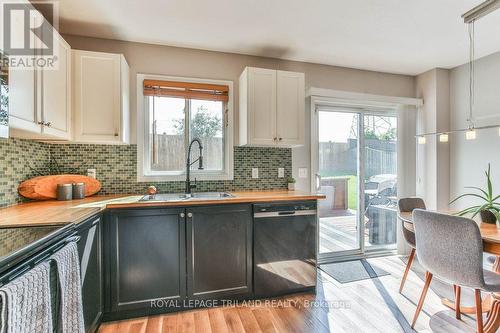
(315, 173), (322, 191)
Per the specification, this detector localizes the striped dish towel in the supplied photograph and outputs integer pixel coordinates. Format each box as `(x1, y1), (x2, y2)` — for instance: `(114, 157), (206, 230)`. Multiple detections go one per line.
(51, 242), (85, 333)
(0, 262), (53, 333)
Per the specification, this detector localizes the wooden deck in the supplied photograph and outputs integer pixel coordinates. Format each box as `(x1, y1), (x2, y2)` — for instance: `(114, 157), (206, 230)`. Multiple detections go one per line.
(319, 215), (369, 253)
(99, 256), (482, 333)
(319, 209), (397, 253)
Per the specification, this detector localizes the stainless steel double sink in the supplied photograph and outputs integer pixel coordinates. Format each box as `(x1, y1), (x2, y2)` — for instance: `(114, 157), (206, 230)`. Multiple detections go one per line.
(139, 192), (234, 202)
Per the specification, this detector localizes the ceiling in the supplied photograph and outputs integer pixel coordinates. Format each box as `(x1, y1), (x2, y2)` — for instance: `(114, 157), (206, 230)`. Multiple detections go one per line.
(56, 0), (500, 75)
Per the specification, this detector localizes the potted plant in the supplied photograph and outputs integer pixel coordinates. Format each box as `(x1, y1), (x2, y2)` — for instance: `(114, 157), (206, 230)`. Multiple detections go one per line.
(450, 163), (500, 224)
(287, 177), (296, 191)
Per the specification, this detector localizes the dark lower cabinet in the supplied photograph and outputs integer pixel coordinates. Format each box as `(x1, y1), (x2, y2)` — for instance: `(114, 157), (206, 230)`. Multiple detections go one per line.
(186, 205), (252, 299)
(76, 215), (103, 333)
(105, 208), (186, 318)
(103, 204), (254, 321)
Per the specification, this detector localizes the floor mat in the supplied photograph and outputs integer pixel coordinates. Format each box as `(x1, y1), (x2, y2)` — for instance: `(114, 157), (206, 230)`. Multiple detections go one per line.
(320, 259), (390, 283)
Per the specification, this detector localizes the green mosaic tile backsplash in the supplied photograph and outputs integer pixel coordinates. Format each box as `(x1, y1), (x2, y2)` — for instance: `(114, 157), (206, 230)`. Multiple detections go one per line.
(0, 138), (291, 208)
(49, 144), (292, 194)
(0, 138), (51, 208)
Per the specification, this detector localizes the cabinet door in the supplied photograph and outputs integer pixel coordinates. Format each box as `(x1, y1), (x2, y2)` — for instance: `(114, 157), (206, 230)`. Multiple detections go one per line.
(186, 205), (252, 299)
(8, 5), (41, 134)
(276, 70), (305, 146)
(107, 208), (186, 314)
(77, 216), (102, 333)
(73, 51), (122, 143)
(41, 34), (71, 139)
(247, 68), (277, 145)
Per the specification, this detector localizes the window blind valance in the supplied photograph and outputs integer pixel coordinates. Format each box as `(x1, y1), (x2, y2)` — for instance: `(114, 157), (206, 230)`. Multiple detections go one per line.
(143, 79), (229, 102)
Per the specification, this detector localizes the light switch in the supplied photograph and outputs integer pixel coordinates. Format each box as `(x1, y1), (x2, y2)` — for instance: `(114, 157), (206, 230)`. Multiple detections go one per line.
(278, 168), (285, 178)
(252, 168), (259, 179)
(298, 167), (308, 178)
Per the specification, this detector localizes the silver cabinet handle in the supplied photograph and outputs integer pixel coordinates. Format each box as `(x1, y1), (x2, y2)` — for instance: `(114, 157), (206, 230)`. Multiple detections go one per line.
(180, 213), (185, 218)
(187, 212), (193, 218)
(37, 121), (51, 127)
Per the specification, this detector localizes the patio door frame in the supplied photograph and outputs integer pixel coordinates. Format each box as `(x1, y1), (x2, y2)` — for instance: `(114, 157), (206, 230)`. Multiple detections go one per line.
(311, 96), (400, 263)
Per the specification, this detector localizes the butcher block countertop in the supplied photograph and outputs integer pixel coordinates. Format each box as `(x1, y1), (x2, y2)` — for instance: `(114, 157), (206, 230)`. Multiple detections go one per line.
(0, 191), (325, 228)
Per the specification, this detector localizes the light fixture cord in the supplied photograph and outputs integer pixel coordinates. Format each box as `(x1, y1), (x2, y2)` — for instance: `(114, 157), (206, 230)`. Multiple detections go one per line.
(468, 20), (475, 129)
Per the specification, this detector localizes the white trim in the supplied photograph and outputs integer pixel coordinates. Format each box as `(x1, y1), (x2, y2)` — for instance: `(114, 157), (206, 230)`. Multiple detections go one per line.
(137, 73), (234, 182)
(307, 87), (423, 107)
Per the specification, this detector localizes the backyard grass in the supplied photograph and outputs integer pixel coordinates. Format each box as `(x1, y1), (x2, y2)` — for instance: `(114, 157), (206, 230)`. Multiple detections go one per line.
(322, 175), (358, 210)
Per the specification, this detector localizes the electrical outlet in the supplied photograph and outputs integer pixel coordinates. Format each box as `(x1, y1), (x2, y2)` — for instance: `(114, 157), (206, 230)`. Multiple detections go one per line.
(298, 167), (308, 178)
(252, 168), (259, 179)
(87, 168), (97, 179)
(278, 168), (285, 178)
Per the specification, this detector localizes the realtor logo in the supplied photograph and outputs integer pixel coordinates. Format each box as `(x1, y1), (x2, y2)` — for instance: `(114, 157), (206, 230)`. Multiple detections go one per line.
(1, 1), (59, 69)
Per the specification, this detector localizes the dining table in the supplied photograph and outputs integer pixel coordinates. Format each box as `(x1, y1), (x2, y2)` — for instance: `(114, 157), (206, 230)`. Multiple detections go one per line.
(399, 211), (500, 333)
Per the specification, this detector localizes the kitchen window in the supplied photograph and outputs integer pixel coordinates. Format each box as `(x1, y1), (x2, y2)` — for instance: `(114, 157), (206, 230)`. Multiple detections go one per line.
(137, 75), (234, 181)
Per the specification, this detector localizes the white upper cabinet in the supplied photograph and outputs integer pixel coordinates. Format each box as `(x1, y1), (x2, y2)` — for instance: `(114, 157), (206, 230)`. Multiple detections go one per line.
(239, 67), (305, 147)
(40, 35), (72, 139)
(9, 5), (71, 140)
(240, 67), (277, 146)
(9, 59), (40, 134)
(72, 50), (130, 144)
(276, 70), (305, 146)
(8, 4), (43, 136)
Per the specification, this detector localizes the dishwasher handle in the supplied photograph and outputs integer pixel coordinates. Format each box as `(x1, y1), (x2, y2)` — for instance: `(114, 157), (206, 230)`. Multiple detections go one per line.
(254, 210), (317, 218)
(278, 211), (296, 215)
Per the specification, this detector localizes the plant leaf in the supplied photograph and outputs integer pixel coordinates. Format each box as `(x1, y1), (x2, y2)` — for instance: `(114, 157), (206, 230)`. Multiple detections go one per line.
(456, 206), (480, 216)
(450, 193), (488, 204)
(472, 203), (492, 218)
(464, 186), (490, 199)
(487, 166), (493, 201)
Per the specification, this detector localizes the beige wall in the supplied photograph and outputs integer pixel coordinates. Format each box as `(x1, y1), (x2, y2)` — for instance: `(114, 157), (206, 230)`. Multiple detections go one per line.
(63, 34), (416, 190)
(415, 68), (450, 210)
(415, 50), (500, 212)
(450, 50), (500, 211)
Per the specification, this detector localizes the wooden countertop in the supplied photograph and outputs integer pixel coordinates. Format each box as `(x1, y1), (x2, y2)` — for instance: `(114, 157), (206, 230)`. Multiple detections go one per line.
(0, 191), (325, 228)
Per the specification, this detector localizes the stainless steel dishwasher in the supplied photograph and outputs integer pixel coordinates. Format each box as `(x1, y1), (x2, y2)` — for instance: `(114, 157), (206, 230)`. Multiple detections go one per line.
(253, 201), (317, 297)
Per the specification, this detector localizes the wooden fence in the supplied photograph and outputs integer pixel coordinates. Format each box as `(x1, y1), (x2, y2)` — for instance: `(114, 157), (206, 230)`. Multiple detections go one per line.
(319, 139), (396, 177)
(151, 135), (223, 171)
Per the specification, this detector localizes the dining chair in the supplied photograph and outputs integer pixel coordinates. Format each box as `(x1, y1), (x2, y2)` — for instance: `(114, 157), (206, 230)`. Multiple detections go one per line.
(397, 197), (426, 293)
(411, 209), (500, 333)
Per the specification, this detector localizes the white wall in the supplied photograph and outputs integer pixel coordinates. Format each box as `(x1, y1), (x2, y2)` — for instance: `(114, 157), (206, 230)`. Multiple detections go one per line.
(63, 34), (415, 191)
(450, 51), (500, 210)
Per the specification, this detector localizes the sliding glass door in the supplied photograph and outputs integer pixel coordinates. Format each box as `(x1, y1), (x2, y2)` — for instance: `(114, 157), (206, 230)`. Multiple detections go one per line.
(315, 107), (398, 261)
(362, 114), (398, 252)
(316, 111), (361, 255)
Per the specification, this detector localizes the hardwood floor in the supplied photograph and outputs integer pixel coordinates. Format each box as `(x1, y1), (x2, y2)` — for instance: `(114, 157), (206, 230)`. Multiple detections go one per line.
(99, 256), (483, 333)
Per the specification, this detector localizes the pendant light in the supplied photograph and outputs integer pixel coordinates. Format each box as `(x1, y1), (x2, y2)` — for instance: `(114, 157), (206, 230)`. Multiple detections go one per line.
(439, 133), (449, 142)
(416, 0), (500, 144)
(466, 20), (477, 140)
